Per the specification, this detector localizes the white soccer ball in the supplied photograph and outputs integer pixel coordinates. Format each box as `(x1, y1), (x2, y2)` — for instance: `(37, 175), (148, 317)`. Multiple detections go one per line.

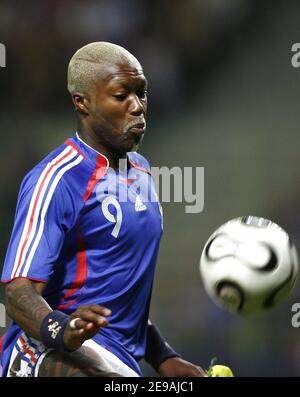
(199, 216), (299, 314)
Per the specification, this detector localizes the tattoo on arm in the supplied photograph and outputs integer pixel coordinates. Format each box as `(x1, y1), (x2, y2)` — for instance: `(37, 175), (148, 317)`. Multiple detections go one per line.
(38, 348), (123, 377)
(5, 280), (52, 340)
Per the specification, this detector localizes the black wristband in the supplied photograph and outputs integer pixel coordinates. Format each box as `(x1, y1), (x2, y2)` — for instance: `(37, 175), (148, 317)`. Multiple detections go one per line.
(144, 323), (181, 371)
(40, 310), (69, 351)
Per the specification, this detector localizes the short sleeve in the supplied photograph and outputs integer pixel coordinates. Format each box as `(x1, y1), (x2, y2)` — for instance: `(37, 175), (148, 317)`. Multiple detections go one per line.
(1, 164), (79, 283)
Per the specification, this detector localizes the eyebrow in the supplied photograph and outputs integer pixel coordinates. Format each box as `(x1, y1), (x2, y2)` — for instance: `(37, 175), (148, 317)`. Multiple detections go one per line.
(110, 77), (148, 90)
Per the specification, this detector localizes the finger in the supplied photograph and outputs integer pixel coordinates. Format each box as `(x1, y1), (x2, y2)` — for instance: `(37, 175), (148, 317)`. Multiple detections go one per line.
(77, 328), (85, 336)
(71, 325), (96, 337)
(69, 318), (89, 331)
(84, 321), (109, 331)
(86, 305), (112, 317)
(77, 304), (111, 316)
(70, 317), (108, 332)
(76, 310), (109, 327)
(194, 367), (206, 377)
(82, 321), (102, 330)
(75, 325), (101, 339)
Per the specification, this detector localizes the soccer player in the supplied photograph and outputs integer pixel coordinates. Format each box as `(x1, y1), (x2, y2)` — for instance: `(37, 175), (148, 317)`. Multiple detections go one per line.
(0, 42), (205, 377)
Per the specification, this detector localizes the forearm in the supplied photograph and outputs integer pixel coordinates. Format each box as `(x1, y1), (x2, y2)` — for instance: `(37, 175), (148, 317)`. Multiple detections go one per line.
(145, 320), (180, 371)
(5, 278), (112, 353)
(5, 278), (52, 339)
(145, 321), (206, 377)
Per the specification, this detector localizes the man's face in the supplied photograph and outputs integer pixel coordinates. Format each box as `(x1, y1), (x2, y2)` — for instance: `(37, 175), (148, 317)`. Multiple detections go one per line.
(88, 62), (148, 154)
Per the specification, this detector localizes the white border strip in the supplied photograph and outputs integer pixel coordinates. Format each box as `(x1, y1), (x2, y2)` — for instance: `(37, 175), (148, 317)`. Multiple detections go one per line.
(22, 155), (84, 277)
(11, 148), (77, 278)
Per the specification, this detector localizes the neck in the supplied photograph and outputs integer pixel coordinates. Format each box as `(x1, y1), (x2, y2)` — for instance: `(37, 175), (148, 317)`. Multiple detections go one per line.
(77, 124), (126, 170)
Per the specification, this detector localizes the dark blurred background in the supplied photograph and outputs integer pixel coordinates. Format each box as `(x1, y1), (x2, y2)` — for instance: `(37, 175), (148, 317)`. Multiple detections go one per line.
(1, 0), (300, 376)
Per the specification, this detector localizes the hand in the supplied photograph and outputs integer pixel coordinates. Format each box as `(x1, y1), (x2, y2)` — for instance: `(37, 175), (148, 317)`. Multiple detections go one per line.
(158, 357), (206, 377)
(63, 304), (111, 351)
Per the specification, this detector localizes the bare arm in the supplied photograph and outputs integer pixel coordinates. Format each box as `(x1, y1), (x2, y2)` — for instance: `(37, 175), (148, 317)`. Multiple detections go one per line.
(146, 320), (205, 377)
(5, 278), (112, 351)
(5, 278), (51, 339)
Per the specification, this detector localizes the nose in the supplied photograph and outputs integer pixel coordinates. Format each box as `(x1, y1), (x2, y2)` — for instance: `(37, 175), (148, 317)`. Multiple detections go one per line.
(129, 94), (144, 116)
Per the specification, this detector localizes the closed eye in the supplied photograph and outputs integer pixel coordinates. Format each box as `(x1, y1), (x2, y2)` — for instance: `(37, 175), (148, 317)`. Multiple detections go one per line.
(113, 93), (127, 101)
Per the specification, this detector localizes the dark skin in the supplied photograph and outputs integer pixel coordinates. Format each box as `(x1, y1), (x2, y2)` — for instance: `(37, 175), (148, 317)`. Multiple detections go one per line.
(5, 59), (205, 377)
(5, 279), (110, 350)
(73, 61), (148, 169)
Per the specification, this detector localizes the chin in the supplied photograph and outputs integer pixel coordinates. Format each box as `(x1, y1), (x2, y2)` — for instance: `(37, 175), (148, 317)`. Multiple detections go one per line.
(126, 138), (143, 153)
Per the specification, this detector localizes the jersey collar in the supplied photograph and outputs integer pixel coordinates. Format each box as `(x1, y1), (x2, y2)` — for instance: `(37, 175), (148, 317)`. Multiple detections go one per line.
(66, 132), (110, 167)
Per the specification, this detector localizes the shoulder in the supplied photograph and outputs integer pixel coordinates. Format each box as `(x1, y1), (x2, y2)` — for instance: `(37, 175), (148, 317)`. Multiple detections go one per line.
(128, 152), (151, 175)
(19, 142), (89, 201)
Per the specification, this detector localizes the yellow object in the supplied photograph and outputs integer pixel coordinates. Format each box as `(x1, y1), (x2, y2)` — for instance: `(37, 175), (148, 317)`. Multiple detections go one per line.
(207, 365), (234, 377)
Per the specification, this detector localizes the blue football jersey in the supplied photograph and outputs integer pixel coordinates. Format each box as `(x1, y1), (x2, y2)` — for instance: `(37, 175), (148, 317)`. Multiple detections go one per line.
(1, 133), (163, 376)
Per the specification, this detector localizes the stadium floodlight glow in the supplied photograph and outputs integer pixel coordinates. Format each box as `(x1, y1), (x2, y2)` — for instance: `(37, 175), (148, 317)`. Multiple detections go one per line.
(0, 43), (6, 68)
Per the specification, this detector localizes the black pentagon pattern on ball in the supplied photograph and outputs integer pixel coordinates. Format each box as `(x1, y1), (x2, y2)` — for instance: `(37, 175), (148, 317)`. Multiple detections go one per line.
(204, 234), (278, 272)
(264, 242), (298, 309)
(257, 244), (278, 272)
(204, 233), (227, 262)
(204, 236), (217, 261)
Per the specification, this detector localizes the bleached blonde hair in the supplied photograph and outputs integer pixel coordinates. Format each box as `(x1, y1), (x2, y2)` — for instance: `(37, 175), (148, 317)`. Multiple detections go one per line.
(67, 42), (141, 95)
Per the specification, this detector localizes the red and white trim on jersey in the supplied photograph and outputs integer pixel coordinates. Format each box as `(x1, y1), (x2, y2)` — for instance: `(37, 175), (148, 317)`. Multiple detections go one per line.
(10, 147), (84, 279)
(83, 153), (108, 202)
(57, 223), (87, 310)
(6, 333), (47, 377)
(17, 334), (39, 366)
(0, 335), (4, 353)
(64, 139), (88, 160)
(73, 133), (109, 203)
(75, 132), (109, 165)
(129, 159), (152, 175)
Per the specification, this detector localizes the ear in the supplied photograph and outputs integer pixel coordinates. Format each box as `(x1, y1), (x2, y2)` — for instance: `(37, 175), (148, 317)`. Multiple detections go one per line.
(71, 92), (90, 115)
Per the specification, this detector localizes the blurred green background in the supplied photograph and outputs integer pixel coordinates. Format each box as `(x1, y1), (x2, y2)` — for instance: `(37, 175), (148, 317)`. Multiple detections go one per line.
(1, 0), (300, 376)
